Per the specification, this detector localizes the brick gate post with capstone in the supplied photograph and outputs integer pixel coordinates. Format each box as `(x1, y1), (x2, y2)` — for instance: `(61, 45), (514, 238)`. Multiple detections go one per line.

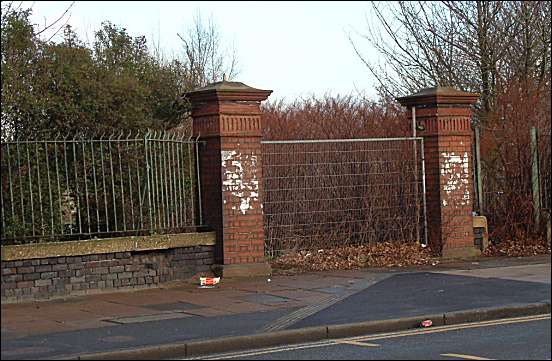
(186, 79), (272, 277)
(398, 87), (480, 258)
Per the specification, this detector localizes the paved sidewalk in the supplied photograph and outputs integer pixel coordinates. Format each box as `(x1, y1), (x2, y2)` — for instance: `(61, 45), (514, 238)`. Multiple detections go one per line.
(1, 255), (550, 359)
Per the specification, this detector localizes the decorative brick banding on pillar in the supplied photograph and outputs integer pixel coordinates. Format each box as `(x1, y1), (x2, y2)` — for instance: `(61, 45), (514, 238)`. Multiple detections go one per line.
(398, 87), (480, 258)
(186, 80), (272, 273)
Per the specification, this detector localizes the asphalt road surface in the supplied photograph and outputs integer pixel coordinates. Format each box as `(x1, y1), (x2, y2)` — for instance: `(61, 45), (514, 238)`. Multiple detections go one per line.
(190, 314), (551, 360)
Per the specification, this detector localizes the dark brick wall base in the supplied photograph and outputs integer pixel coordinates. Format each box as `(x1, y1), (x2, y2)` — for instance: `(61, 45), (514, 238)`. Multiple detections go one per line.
(1, 245), (214, 302)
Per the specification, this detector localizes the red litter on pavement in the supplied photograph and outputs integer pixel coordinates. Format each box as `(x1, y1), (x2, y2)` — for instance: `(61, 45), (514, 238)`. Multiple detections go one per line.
(421, 320), (433, 328)
(199, 277), (220, 288)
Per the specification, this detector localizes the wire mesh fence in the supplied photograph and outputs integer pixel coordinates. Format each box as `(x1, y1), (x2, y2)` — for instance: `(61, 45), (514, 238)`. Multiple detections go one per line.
(0, 131), (202, 244)
(261, 137), (427, 258)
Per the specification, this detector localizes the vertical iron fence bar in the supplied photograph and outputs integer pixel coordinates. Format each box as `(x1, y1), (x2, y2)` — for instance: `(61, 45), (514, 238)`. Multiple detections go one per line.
(16, 142), (25, 238)
(99, 135), (110, 232)
(167, 134), (178, 228)
(169, 135), (176, 228)
(162, 134), (169, 229)
(148, 134), (155, 229)
(170, 135), (177, 228)
(188, 140), (195, 225)
(153, 135), (160, 228)
(161, 132), (172, 228)
(26, 143), (36, 236)
(108, 135), (118, 231)
(157, 135), (165, 229)
(44, 141), (54, 235)
(144, 132), (153, 231)
(82, 140), (91, 235)
(150, 133), (159, 229)
(195, 137), (203, 225)
(90, 139), (100, 233)
(162, 133), (170, 228)
(126, 133), (135, 230)
(6, 144), (16, 231)
(175, 140), (184, 226)
(117, 133), (126, 231)
(35, 141), (45, 235)
(72, 138), (82, 234)
(135, 136), (144, 230)
(63, 139), (71, 234)
(154, 132), (162, 229)
(54, 140), (63, 235)
(167, 135), (174, 228)
(170, 136), (178, 228)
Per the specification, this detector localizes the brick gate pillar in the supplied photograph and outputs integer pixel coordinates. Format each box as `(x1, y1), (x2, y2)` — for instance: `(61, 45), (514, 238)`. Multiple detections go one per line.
(397, 87), (480, 258)
(186, 80), (272, 277)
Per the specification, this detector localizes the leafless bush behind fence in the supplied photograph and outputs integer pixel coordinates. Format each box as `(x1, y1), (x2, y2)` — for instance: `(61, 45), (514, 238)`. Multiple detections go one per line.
(262, 138), (424, 257)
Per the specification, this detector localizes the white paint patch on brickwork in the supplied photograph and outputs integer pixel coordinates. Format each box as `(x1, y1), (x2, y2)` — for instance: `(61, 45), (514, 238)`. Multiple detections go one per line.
(221, 151), (259, 214)
(440, 152), (470, 207)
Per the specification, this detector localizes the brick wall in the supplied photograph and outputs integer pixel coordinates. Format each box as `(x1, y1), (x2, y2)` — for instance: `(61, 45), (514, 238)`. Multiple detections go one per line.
(1, 245), (214, 302)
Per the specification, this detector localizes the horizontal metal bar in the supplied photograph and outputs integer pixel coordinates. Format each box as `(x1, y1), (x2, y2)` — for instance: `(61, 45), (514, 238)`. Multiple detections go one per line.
(1, 139), (199, 145)
(261, 147), (410, 156)
(261, 137), (423, 144)
(266, 217), (418, 229)
(264, 170), (416, 180)
(263, 159), (419, 168)
(264, 192), (421, 204)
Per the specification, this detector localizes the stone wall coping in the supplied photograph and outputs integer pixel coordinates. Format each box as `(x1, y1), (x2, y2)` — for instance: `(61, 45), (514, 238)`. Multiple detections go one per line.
(1, 232), (216, 261)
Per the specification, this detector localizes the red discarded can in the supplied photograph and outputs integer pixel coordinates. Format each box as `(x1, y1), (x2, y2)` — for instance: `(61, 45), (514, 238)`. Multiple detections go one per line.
(421, 319), (433, 328)
(200, 277), (220, 287)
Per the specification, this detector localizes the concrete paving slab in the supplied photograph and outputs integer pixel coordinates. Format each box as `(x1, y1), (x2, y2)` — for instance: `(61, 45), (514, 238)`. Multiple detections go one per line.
(180, 307), (238, 317)
(266, 289), (333, 303)
(436, 263), (551, 284)
(142, 301), (203, 312)
(106, 312), (195, 324)
(75, 301), (163, 318)
(240, 294), (293, 305)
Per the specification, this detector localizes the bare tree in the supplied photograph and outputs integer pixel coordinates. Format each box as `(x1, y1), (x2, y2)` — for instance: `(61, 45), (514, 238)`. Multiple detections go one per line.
(349, 1), (550, 119)
(177, 11), (239, 88)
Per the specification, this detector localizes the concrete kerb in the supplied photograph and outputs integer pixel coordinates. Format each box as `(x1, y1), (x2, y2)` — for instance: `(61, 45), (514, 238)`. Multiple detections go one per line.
(61, 302), (550, 360)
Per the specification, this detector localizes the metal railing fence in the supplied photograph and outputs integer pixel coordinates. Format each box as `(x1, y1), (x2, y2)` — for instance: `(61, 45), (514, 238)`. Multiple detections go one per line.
(1, 131), (202, 244)
(261, 137), (427, 258)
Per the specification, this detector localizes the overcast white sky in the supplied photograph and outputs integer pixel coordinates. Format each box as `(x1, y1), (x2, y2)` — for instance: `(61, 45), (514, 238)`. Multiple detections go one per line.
(22, 1), (382, 102)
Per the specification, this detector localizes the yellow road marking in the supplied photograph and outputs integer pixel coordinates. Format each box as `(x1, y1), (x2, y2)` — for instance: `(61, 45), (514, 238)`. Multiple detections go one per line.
(336, 340), (380, 347)
(196, 341), (336, 360)
(441, 353), (492, 360)
(189, 314), (550, 360)
(347, 314), (551, 343)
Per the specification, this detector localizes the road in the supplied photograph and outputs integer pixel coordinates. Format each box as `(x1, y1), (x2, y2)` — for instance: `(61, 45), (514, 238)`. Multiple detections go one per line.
(191, 315), (551, 360)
